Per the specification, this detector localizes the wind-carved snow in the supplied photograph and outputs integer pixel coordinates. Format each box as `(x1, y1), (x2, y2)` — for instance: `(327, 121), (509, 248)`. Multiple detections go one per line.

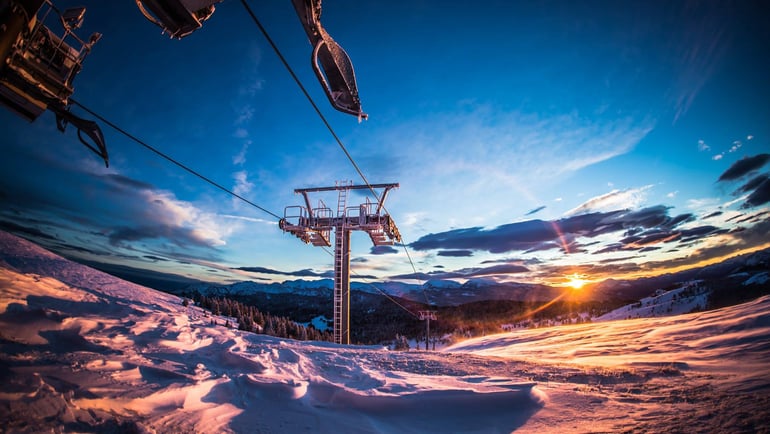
(0, 232), (541, 433)
(1, 230), (769, 433)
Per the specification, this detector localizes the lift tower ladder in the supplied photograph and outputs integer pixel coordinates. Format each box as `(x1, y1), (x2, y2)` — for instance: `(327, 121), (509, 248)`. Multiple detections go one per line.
(280, 182), (401, 344)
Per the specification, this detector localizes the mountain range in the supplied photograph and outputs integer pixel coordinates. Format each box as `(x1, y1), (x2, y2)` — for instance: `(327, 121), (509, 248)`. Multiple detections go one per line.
(157, 247), (770, 307)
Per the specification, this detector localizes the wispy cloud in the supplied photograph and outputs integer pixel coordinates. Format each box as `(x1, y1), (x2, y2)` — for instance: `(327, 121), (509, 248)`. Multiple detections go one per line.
(361, 107), (654, 197)
(669, 2), (729, 123)
(687, 197), (721, 211)
(232, 141), (249, 165)
(219, 214), (277, 225)
(722, 195), (750, 209)
(352, 106), (655, 233)
(235, 106), (255, 125)
(232, 171), (254, 197)
(565, 185), (653, 216)
(401, 211), (428, 227)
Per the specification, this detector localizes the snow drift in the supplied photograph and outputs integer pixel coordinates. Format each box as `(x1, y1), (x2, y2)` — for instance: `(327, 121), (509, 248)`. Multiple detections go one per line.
(0, 231), (541, 433)
(1, 230), (769, 433)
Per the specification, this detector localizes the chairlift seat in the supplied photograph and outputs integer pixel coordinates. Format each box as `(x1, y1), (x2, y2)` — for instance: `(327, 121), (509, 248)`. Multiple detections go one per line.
(135, 0), (217, 39)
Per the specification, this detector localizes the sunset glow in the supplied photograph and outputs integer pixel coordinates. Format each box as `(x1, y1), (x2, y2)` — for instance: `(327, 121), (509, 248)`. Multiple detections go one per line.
(567, 275), (588, 290)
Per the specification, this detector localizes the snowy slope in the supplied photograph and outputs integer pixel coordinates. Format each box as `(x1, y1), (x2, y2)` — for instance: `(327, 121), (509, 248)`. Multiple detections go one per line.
(448, 295), (770, 371)
(0, 231), (541, 433)
(2, 230), (769, 433)
(744, 271), (769, 286)
(447, 296), (770, 432)
(595, 281), (710, 321)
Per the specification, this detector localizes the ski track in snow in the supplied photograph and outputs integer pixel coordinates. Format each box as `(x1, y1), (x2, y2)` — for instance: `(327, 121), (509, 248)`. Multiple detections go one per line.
(1, 230), (769, 433)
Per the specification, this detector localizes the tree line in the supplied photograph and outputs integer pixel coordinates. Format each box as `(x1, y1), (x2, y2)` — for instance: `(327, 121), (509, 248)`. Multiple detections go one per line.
(191, 294), (333, 342)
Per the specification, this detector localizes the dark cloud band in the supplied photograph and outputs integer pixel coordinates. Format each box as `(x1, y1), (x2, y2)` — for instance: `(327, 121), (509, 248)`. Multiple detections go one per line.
(718, 154), (770, 181)
(410, 206), (696, 255)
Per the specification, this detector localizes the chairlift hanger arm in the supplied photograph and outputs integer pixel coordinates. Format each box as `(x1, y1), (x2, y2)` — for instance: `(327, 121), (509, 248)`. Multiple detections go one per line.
(291, 0), (367, 119)
(298, 190), (313, 218)
(377, 185), (395, 214)
(51, 101), (109, 167)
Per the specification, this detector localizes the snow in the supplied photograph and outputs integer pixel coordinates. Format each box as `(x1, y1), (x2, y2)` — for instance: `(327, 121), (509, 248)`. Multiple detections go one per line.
(744, 271), (769, 286)
(595, 281), (709, 321)
(1, 230), (769, 433)
(447, 295), (770, 371)
(308, 314), (332, 331)
(423, 279), (462, 289)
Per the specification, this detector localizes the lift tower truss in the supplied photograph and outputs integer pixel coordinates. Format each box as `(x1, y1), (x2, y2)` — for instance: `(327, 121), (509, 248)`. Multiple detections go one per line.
(280, 182), (401, 344)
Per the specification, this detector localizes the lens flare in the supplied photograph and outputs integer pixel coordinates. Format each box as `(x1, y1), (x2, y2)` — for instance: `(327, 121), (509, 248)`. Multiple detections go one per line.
(567, 274), (587, 290)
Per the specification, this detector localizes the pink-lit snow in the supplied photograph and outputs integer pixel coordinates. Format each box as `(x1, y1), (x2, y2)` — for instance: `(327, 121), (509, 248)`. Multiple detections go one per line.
(1, 231), (769, 433)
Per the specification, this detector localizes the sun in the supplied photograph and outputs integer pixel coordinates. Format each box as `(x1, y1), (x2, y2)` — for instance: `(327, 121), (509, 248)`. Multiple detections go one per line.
(566, 274), (588, 290)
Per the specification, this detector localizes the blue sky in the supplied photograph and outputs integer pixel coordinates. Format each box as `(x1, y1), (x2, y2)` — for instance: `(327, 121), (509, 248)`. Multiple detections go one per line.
(1, 0), (768, 290)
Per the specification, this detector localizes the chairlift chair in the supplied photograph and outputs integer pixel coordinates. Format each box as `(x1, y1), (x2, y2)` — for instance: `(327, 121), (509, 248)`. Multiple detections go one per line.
(0, 0), (108, 166)
(135, 0), (221, 39)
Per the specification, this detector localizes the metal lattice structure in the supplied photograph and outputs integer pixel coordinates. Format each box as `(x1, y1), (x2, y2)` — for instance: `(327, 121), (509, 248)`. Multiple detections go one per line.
(280, 181), (401, 344)
(418, 310), (437, 351)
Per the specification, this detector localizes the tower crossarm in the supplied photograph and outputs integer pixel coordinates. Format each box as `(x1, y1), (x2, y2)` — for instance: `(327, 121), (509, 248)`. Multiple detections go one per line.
(294, 183), (399, 194)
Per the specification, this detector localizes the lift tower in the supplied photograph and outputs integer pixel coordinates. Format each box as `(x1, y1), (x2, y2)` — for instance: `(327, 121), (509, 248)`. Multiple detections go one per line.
(280, 181), (401, 344)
